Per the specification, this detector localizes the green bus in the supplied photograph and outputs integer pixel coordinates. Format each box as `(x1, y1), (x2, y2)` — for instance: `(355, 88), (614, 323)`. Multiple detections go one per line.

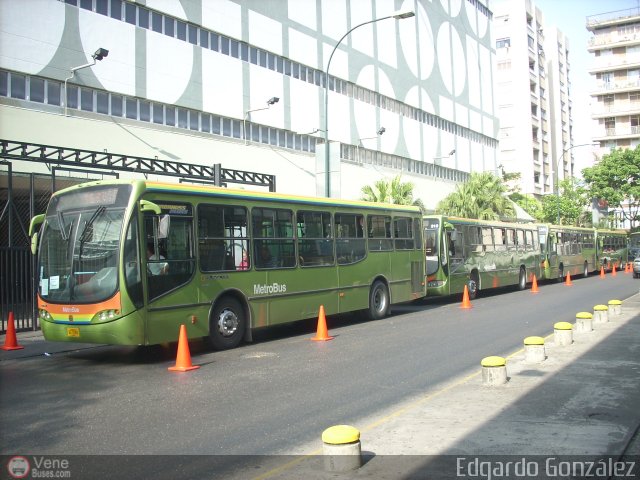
(29, 180), (425, 348)
(423, 215), (541, 299)
(537, 224), (597, 281)
(596, 228), (628, 271)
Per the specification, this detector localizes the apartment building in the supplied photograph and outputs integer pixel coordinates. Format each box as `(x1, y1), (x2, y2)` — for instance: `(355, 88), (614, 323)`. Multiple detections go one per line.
(587, 7), (640, 151)
(492, 0), (573, 198)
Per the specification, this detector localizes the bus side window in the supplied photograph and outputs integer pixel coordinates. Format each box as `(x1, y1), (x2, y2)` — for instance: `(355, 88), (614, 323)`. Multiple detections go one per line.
(516, 230), (525, 252)
(482, 227), (494, 252)
(506, 229), (516, 251)
(336, 213), (366, 265)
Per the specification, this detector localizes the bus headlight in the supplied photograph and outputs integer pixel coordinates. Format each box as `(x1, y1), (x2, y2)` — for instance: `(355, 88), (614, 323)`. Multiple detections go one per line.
(39, 309), (52, 320)
(94, 310), (119, 322)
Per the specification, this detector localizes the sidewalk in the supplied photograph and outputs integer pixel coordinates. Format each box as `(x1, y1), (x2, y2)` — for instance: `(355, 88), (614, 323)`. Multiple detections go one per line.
(253, 294), (640, 479)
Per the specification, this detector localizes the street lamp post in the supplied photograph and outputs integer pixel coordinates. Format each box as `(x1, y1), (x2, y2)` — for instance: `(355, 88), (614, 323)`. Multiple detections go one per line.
(322, 10), (414, 197)
(553, 142), (599, 224)
(433, 148), (456, 166)
(64, 48), (109, 117)
(243, 96), (280, 145)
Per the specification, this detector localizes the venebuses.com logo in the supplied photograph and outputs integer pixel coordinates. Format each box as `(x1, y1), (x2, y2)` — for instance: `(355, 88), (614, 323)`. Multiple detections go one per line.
(7, 456), (71, 478)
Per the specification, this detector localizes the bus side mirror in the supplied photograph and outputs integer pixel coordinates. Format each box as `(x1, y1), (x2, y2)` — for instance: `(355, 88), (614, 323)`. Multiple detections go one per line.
(140, 200), (161, 214)
(29, 214), (45, 256)
(31, 233), (39, 256)
(29, 214), (45, 237)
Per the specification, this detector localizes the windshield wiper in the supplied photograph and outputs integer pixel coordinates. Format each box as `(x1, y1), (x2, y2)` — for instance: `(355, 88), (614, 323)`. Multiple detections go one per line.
(79, 206), (106, 244)
(57, 211), (72, 241)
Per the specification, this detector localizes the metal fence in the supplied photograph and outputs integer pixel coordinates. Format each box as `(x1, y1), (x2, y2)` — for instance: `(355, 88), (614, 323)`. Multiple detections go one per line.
(0, 166), (53, 333)
(0, 247), (38, 331)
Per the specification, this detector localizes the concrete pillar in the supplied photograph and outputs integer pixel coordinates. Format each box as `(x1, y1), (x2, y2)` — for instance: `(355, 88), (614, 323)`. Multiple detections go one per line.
(608, 299), (622, 316)
(481, 356), (507, 386)
(593, 305), (609, 323)
(524, 336), (545, 363)
(575, 312), (593, 333)
(554, 322), (573, 346)
(322, 425), (362, 472)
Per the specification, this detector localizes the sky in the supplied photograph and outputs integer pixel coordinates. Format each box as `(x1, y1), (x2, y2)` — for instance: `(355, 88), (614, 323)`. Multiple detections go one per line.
(529, 0), (639, 172)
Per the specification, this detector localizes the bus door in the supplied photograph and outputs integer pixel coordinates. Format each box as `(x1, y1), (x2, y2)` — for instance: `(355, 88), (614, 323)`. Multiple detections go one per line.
(443, 224), (465, 293)
(538, 226), (553, 278)
(142, 201), (197, 343)
(424, 218), (448, 294)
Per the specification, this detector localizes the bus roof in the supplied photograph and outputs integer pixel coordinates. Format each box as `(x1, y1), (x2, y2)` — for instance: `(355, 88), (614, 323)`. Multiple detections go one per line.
(424, 214), (537, 229)
(53, 179), (422, 214)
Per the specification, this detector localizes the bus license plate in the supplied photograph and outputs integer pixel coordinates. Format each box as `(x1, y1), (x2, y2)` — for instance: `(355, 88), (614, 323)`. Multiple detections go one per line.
(66, 327), (80, 338)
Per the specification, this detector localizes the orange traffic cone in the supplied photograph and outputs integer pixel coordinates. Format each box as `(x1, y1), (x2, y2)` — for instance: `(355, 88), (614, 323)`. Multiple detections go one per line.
(531, 274), (539, 294)
(460, 285), (472, 309)
(626, 262), (631, 273)
(600, 266), (605, 278)
(311, 305), (334, 341)
(168, 324), (200, 372)
(1, 312), (24, 351)
(565, 272), (573, 286)
(612, 264), (617, 276)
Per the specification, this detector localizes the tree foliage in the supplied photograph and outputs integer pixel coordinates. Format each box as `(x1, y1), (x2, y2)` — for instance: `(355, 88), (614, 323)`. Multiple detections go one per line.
(436, 172), (514, 220)
(539, 178), (590, 226)
(509, 193), (544, 222)
(360, 175), (425, 211)
(582, 146), (640, 227)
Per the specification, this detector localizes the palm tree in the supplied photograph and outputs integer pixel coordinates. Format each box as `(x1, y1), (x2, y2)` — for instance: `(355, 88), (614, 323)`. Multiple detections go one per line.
(436, 172), (514, 220)
(361, 175), (425, 211)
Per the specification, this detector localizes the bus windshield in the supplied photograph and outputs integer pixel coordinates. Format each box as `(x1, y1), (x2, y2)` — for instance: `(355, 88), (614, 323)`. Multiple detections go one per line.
(37, 185), (131, 304)
(424, 219), (440, 275)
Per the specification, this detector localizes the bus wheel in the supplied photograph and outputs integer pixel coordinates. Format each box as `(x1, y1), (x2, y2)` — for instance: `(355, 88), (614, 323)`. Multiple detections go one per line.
(518, 267), (527, 290)
(209, 297), (246, 350)
(368, 281), (389, 320)
(583, 261), (589, 278)
(467, 273), (479, 300)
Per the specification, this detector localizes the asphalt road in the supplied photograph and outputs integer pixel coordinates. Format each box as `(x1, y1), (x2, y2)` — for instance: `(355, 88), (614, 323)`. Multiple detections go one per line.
(1, 273), (637, 459)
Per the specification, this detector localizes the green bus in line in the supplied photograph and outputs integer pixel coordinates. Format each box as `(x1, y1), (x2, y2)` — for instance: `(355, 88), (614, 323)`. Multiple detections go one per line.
(29, 180), (425, 348)
(423, 215), (541, 300)
(596, 228), (629, 272)
(537, 224), (598, 281)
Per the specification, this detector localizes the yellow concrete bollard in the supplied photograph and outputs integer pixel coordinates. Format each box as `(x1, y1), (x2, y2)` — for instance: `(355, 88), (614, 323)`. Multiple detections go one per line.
(481, 356), (507, 386)
(322, 425), (362, 472)
(524, 336), (546, 363)
(593, 304), (609, 323)
(575, 312), (593, 333)
(608, 299), (622, 316)
(554, 322), (573, 346)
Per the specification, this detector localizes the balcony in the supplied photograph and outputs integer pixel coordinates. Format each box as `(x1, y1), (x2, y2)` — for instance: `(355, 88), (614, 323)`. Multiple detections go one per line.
(591, 101), (640, 118)
(589, 56), (640, 74)
(588, 32), (640, 50)
(590, 79), (640, 96)
(586, 7), (640, 30)
(592, 126), (640, 140)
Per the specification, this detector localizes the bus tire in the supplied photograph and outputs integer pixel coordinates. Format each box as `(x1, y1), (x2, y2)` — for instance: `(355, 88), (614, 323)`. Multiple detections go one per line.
(518, 267), (527, 290)
(209, 297), (246, 350)
(468, 272), (479, 300)
(368, 280), (389, 320)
